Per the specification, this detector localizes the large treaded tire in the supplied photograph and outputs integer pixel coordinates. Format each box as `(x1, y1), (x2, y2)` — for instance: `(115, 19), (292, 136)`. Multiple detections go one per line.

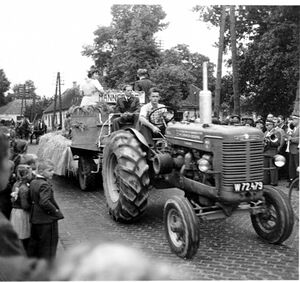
(288, 177), (299, 220)
(164, 195), (200, 259)
(251, 186), (294, 244)
(102, 130), (150, 222)
(78, 156), (98, 191)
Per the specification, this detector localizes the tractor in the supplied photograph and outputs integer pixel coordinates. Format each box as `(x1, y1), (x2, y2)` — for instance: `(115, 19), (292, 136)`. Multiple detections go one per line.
(100, 67), (293, 259)
(101, 107), (293, 259)
(70, 66), (293, 259)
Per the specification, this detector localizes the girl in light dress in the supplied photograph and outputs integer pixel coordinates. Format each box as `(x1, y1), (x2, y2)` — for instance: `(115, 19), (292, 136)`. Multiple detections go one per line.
(10, 165), (33, 254)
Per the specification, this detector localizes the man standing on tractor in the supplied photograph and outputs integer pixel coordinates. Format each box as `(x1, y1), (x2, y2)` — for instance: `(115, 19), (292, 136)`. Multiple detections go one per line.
(134, 69), (154, 103)
(139, 87), (166, 146)
(112, 85), (140, 131)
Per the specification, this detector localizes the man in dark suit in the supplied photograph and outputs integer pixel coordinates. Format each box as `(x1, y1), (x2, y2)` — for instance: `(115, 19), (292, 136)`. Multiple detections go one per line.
(112, 85), (140, 131)
(134, 69), (154, 103)
(28, 159), (64, 260)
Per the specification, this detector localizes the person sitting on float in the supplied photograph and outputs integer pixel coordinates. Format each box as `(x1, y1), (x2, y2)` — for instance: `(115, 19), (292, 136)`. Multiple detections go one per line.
(80, 68), (105, 107)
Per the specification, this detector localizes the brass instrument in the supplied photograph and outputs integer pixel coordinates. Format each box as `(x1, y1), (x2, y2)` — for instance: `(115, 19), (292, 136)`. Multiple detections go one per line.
(286, 122), (295, 153)
(264, 131), (280, 149)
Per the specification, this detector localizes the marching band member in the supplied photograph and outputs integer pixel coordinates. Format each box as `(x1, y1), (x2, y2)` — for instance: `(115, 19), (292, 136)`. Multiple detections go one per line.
(287, 112), (299, 182)
(263, 119), (280, 185)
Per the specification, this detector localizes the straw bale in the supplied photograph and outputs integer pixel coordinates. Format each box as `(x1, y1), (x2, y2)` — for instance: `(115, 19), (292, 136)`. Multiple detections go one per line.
(37, 132), (77, 176)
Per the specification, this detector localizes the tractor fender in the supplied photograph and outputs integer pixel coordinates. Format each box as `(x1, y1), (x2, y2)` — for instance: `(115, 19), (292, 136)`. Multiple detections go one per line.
(125, 128), (149, 150)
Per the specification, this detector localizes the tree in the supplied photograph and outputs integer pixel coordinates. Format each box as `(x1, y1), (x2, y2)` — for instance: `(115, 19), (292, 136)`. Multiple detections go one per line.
(214, 6), (226, 117)
(82, 4), (167, 88)
(194, 5), (300, 116)
(0, 69), (10, 106)
(24, 96), (51, 121)
(151, 44), (215, 108)
(230, 6), (240, 116)
(161, 44), (215, 91)
(150, 64), (195, 108)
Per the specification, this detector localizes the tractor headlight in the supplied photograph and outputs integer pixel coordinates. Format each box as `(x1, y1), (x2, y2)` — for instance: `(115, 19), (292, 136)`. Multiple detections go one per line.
(273, 154), (286, 168)
(197, 154), (212, 172)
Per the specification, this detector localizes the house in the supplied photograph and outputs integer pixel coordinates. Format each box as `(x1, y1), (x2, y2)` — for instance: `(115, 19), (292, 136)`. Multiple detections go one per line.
(43, 83), (82, 130)
(0, 99), (33, 122)
(179, 84), (201, 120)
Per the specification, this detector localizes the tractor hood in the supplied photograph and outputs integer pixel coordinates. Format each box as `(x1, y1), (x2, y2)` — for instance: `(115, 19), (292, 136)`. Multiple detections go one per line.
(165, 122), (264, 143)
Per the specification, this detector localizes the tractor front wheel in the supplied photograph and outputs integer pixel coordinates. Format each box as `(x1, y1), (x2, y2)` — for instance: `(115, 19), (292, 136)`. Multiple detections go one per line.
(102, 130), (150, 222)
(251, 186), (294, 244)
(164, 195), (200, 259)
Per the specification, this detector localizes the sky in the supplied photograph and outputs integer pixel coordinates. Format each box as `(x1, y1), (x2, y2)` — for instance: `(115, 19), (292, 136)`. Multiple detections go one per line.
(0, 0), (295, 98)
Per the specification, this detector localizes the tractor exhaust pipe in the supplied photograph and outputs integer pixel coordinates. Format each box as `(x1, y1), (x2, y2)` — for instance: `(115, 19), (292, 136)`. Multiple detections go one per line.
(199, 61), (212, 124)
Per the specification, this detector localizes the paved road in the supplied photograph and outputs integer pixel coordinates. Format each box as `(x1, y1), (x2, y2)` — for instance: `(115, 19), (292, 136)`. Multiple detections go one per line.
(28, 144), (299, 280)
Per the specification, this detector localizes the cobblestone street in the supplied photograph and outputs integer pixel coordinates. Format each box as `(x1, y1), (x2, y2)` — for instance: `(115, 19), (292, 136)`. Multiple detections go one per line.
(28, 145), (299, 280)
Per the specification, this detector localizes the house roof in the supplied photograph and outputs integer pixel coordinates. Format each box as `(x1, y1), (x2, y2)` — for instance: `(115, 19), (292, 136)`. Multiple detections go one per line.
(44, 87), (82, 114)
(0, 99), (33, 115)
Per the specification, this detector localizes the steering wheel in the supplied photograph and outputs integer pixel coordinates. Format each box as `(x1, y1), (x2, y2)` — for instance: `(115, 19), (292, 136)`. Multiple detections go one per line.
(148, 106), (175, 127)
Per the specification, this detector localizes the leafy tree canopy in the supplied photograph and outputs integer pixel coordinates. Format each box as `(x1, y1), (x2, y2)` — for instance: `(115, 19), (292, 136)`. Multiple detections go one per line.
(82, 4), (167, 88)
(83, 5), (216, 108)
(152, 44), (215, 108)
(12, 80), (37, 99)
(195, 5), (300, 117)
(24, 96), (51, 121)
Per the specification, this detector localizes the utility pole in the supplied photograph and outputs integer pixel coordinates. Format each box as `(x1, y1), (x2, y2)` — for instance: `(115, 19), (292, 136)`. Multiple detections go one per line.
(52, 74), (58, 129)
(58, 72), (62, 129)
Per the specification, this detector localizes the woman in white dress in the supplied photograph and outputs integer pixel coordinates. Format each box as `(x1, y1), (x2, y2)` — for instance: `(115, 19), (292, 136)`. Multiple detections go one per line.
(80, 69), (105, 107)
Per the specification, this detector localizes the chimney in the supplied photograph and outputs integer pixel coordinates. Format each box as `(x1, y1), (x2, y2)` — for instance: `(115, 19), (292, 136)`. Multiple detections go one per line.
(72, 81), (77, 88)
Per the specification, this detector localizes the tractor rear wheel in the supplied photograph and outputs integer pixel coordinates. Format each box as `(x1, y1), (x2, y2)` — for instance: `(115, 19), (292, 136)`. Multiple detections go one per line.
(164, 195), (200, 259)
(78, 156), (98, 191)
(288, 177), (299, 220)
(102, 130), (150, 222)
(251, 186), (294, 244)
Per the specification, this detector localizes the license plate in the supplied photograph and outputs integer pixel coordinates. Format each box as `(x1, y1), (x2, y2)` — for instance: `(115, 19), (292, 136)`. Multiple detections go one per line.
(233, 181), (263, 192)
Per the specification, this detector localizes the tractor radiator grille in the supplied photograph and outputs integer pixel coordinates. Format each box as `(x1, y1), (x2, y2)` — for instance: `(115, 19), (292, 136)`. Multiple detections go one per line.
(222, 141), (264, 188)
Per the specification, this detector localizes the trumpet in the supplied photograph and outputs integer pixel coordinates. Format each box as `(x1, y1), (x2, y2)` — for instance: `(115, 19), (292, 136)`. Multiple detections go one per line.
(264, 132), (280, 149)
(286, 122), (295, 153)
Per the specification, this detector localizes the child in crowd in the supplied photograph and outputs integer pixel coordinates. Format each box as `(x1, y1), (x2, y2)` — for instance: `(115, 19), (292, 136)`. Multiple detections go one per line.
(27, 159), (64, 260)
(10, 164), (33, 254)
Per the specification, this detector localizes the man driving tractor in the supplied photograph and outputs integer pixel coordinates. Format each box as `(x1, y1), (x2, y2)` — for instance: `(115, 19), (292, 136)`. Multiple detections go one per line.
(139, 87), (166, 146)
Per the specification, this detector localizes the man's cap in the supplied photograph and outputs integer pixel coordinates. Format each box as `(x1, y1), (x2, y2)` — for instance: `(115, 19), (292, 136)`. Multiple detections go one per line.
(265, 119), (274, 124)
